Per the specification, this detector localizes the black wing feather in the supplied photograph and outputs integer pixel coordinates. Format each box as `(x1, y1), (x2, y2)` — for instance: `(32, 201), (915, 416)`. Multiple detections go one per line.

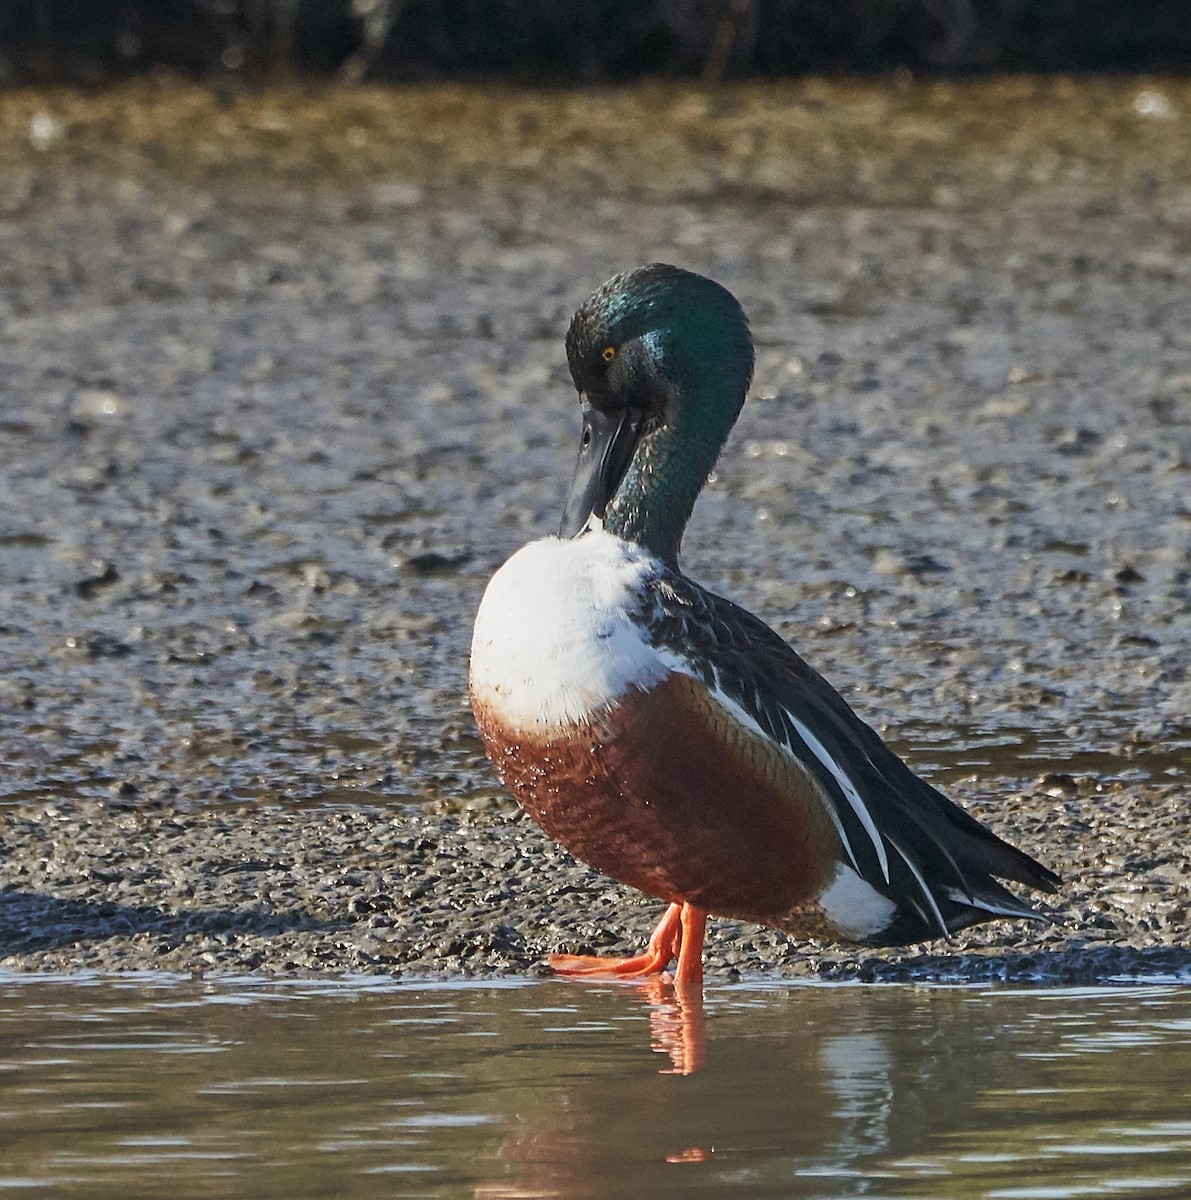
(643, 573), (1060, 943)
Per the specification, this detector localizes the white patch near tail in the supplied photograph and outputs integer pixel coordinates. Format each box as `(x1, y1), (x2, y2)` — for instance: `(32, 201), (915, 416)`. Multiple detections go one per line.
(470, 526), (669, 732)
(818, 863), (898, 940)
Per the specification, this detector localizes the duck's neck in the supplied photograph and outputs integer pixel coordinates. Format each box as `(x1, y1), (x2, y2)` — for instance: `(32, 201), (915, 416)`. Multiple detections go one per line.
(603, 420), (723, 567)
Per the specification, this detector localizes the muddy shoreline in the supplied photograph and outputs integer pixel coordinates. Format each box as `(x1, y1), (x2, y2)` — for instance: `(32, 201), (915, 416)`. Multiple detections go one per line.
(1, 79), (1188, 981)
(1, 775), (1189, 982)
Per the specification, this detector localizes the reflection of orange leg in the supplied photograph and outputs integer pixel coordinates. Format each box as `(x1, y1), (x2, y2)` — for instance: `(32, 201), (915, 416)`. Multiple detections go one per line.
(644, 974), (707, 1076)
(550, 901), (706, 979)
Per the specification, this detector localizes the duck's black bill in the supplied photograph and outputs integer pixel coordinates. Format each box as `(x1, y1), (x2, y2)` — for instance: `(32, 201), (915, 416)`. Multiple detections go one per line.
(559, 404), (644, 538)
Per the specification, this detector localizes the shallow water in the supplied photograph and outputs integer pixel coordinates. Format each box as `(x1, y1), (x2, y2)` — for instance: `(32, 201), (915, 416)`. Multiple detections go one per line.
(2, 974), (1190, 1199)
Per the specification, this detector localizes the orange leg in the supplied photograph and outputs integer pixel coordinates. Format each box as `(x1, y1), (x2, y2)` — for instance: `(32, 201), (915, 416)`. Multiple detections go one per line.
(548, 901), (707, 991)
(672, 903), (706, 993)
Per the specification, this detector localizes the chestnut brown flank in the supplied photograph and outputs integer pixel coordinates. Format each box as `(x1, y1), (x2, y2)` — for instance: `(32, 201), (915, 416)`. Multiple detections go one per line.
(471, 672), (846, 935)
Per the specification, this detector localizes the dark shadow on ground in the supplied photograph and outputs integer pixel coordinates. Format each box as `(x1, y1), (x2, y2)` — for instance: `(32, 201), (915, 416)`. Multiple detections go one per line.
(824, 944), (1191, 986)
(0, 887), (343, 957)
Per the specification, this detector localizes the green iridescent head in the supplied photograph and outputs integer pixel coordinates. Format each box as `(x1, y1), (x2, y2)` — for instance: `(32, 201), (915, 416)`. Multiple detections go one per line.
(560, 263), (754, 564)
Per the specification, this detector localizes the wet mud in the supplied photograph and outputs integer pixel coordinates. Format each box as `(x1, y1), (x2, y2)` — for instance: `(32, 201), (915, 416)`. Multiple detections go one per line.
(1, 78), (1188, 980)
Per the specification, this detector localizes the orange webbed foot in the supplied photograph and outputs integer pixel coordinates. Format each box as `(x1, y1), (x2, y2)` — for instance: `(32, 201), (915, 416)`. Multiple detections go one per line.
(548, 902), (707, 994)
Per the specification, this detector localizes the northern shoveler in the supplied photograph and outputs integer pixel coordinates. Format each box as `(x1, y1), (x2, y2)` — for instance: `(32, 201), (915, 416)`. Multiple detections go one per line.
(470, 263), (1060, 990)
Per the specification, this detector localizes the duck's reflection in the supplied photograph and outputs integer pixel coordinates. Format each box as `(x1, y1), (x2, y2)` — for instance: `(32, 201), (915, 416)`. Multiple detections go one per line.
(475, 981), (921, 1198)
(474, 980), (711, 1199)
(473, 981), (1191, 1200)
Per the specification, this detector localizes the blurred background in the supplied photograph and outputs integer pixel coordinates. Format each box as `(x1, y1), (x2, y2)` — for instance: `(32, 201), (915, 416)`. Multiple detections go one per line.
(3, 0), (1191, 85)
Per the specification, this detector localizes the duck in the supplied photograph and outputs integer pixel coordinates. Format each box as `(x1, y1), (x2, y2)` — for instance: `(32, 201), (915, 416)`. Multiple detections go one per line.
(469, 263), (1060, 990)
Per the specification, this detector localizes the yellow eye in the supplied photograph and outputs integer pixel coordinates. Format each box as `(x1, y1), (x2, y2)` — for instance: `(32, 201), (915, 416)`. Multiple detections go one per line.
(601, 346), (616, 362)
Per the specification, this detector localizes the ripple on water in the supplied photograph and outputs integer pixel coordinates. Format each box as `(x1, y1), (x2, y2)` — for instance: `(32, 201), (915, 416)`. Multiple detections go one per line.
(0, 976), (1190, 1197)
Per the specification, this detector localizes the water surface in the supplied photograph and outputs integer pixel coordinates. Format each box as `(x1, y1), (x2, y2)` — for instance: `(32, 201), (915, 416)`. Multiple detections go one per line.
(2, 974), (1189, 1198)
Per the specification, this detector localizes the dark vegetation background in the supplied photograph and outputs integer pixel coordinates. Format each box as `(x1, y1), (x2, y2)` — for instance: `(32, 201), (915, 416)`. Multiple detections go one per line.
(3, 0), (1191, 86)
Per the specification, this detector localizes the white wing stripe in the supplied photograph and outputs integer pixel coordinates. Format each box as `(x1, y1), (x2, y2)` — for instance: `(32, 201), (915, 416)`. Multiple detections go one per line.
(942, 887), (1034, 920)
(784, 709), (891, 884)
(891, 840), (948, 935)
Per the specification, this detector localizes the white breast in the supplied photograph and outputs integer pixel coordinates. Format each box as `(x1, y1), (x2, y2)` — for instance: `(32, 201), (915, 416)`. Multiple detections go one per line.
(470, 526), (669, 733)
